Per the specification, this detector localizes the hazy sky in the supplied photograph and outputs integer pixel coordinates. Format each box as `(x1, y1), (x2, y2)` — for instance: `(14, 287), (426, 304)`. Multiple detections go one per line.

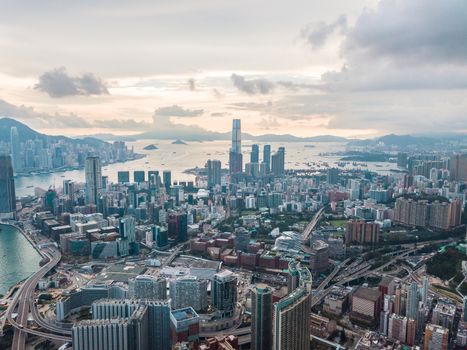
(0, 0), (466, 138)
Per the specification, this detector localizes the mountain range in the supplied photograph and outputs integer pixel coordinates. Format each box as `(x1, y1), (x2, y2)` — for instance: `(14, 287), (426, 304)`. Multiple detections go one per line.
(0, 117), (465, 147)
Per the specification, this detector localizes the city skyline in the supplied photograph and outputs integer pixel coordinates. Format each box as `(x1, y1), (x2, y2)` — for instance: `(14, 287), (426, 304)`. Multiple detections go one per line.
(0, 1), (466, 139)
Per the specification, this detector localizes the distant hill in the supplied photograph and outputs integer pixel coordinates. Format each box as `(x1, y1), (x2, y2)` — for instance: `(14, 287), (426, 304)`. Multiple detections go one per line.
(0, 118), (107, 146)
(348, 134), (441, 147)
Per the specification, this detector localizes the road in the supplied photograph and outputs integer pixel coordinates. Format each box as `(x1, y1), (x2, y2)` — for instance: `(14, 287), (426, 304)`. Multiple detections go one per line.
(5, 247), (72, 350)
(302, 207), (325, 242)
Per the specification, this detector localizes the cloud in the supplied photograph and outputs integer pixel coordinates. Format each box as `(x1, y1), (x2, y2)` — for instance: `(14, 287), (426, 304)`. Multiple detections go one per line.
(317, 0), (467, 91)
(230, 73), (275, 95)
(154, 104), (203, 117)
(0, 98), (92, 128)
(188, 78), (196, 91)
(93, 118), (152, 130)
(301, 14), (347, 50)
(35, 67), (109, 97)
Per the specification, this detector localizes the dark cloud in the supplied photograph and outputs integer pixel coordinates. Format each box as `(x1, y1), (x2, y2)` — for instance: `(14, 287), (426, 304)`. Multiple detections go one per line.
(230, 73), (275, 95)
(301, 14), (347, 50)
(317, 0), (467, 92)
(154, 104), (203, 117)
(35, 67), (109, 98)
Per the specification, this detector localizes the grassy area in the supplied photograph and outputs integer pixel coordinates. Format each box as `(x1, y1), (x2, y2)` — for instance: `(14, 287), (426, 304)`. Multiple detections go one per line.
(328, 219), (347, 228)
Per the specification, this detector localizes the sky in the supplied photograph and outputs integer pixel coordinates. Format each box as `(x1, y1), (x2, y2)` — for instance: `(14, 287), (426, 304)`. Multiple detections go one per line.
(0, 0), (466, 139)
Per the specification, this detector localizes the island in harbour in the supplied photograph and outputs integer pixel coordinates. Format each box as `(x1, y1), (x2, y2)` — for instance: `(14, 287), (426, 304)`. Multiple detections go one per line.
(143, 144), (158, 150)
(172, 139), (187, 145)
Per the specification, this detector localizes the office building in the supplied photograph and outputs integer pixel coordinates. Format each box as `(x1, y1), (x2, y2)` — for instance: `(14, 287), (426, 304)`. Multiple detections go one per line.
(206, 159), (222, 188)
(251, 284), (272, 350)
(10, 126), (22, 173)
(85, 156), (102, 205)
(168, 212), (188, 242)
(309, 240), (329, 276)
(163, 170), (171, 191)
(250, 144), (259, 163)
(119, 215), (137, 255)
(327, 168), (339, 185)
(273, 262), (312, 350)
(118, 171), (130, 183)
(263, 145), (271, 173)
(424, 324), (449, 350)
(152, 225), (169, 250)
(129, 275), (167, 300)
(405, 282), (418, 321)
(212, 270), (237, 318)
(134, 170), (145, 183)
(271, 147), (285, 176)
(229, 119), (243, 174)
(234, 227), (251, 252)
(450, 153), (467, 181)
(0, 155), (16, 219)
(170, 276), (208, 312)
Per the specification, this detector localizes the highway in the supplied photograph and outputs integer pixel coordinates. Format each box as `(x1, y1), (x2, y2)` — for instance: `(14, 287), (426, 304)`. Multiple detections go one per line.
(302, 207), (325, 241)
(5, 248), (72, 350)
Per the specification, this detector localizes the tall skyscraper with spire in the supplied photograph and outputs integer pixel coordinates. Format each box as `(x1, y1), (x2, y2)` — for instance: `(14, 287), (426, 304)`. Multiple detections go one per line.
(229, 119), (243, 174)
(10, 126), (21, 173)
(85, 156), (102, 205)
(0, 155), (16, 219)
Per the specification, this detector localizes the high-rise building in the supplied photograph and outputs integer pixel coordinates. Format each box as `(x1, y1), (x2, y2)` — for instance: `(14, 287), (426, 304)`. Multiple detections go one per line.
(263, 145), (271, 173)
(133, 170), (145, 183)
(75, 299), (171, 350)
(250, 144), (259, 163)
(10, 126), (22, 173)
(273, 262), (312, 350)
(327, 168), (339, 185)
(344, 221), (380, 245)
(271, 147), (285, 176)
(251, 284), (272, 350)
(206, 159), (222, 188)
(119, 215), (137, 255)
(85, 156), (102, 205)
(229, 119), (243, 174)
(450, 153), (467, 181)
(388, 313), (407, 343)
(129, 275), (167, 300)
(212, 270), (237, 318)
(170, 276), (208, 312)
(406, 282), (418, 320)
(422, 276), (429, 306)
(168, 212), (188, 242)
(0, 155), (16, 219)
(170, 307), (200, 345)
(424, 324), (449, 350)
(117, 170), (130, 183)
(163, 170), (172, 191)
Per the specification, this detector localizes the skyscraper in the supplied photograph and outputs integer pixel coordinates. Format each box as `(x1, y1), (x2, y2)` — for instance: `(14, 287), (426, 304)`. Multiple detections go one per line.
(406, 282), (418, 320)
(168, 212), (188, 242)
(229, 119), (243, 174)
(10, 126), (21, 173)
(251, 284), (273, 350)
(0, 155), (16, 219)
(273, 262), (312, 350)
(212, 270), (237, 318)
(206, 159), (221, 188)
(117, 170), (130, 183)
(250, 144), (259, 163)
(271, 147), (285, 176)
(85, 156), (102, 205)
(263, 145), (271, 173)
(163, 170), (172, 191)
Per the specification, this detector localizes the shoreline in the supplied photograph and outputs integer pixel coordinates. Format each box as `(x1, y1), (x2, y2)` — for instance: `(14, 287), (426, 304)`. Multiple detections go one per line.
(14, 153), (146, 179)
(0, 223), (44, 297)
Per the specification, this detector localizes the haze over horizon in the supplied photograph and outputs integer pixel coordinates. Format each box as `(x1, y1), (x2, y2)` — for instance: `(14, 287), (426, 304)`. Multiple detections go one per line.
(1, 0), (467, 139)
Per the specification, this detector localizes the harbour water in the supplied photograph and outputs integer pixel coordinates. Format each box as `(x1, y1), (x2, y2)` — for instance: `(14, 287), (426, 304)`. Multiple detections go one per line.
(0, 224), (42, 296)
(14, 139), (396, 197)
